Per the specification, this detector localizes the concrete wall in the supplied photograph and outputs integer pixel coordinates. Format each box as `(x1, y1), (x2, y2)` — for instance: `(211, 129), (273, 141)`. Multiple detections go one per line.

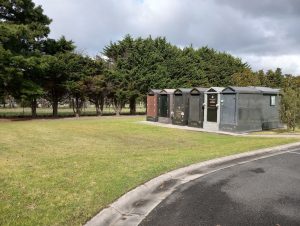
(188, 94), (205, 128)
(219, 93), (281, 132)
(220, 93), (263, 132)
(172, 94), (190, 125)
(261, 94), (281, 129)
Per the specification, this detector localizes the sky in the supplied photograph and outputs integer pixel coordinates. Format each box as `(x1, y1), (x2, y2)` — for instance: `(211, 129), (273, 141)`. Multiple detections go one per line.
(33, 0), (300, 75)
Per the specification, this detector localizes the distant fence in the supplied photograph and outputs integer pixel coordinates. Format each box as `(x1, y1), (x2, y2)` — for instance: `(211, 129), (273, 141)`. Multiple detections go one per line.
(0, 105), (146, 118)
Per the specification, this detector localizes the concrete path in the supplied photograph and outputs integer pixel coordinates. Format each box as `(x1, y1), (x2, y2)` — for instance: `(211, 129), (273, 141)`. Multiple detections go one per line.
(139, 121), (300, 138)
(140, 148), (300, 226)
(85, 142), (300, 226)
(139, 121), (243, 136)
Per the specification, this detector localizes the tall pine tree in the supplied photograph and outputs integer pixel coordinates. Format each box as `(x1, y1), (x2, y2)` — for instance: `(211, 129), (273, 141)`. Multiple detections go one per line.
(0, 0), (51, 116)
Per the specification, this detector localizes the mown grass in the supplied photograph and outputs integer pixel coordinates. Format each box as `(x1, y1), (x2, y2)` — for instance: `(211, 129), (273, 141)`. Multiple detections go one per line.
(0, 116), (298, 225)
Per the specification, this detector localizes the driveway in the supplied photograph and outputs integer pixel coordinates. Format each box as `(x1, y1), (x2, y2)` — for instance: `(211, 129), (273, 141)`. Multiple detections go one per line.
(140, 149), (300, 226)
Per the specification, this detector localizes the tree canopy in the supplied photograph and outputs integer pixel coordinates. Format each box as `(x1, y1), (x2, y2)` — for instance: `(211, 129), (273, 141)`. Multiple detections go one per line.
(103, 35), (249, 113)
(0, 0), (51, 116)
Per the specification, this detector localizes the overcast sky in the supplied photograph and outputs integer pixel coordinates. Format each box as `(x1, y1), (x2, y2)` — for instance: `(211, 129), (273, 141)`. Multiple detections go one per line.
(33, 0), (300, 75)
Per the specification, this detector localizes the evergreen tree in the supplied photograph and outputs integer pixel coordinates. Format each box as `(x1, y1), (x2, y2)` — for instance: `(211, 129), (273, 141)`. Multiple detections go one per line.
(65, 53), (104, 117)
(257, 70), (267, 86)
(40, 37), (75, 116)
(104, 36), (249, 114)
(265, 68), (284, 88)
(0, 0), (51, 116)
(280, 87), (299, 131)
(196, 47), (249, 86)
(231, 69), (261, 86)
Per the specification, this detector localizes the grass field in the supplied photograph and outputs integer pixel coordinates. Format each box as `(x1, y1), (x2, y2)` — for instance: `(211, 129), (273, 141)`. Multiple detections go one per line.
(0, 116), (299, 225)
(0, 106), (145, 117)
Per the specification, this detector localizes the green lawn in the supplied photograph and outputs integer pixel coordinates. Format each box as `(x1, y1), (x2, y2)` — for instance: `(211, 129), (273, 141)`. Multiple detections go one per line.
(0, 117), (298, 225)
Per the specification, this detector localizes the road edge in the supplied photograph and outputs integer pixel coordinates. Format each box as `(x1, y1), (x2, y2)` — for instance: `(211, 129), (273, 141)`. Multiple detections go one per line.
(85, 142), (300, 226)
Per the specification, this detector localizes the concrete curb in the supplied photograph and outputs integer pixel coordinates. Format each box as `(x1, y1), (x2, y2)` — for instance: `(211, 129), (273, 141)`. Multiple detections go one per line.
(85, 142), (300, 226)
(138, 121), (242, 136)
(138, 121), (300, 138)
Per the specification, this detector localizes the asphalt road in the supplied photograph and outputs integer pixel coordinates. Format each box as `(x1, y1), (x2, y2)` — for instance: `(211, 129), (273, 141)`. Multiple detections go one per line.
(140, 149), (300, 226)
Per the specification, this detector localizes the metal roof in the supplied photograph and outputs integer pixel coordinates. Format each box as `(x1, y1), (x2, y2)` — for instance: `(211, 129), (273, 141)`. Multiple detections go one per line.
(223, 86), (261, 94)
(160, 89), (176, 94)
(157, 86), (279, 95)
(175, 88), (192, 94)
(148, 89), (161, 94)
(205, 87), (225, 93)
(192, 87), (208, 92)
(251, 86), (280, 94)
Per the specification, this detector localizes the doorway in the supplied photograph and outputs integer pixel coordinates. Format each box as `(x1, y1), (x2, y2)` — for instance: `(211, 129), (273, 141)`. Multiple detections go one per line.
(207, 93), (218, 122)
(159, 94), (168, 117)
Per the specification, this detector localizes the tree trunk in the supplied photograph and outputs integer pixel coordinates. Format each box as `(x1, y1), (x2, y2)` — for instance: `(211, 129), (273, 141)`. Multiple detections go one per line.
(95, 99), (102, 116)
(71, 99), (76, 114)
(31, 98), (37, 118)
(129, 97), (136, 115)
(113, 100), (122, 116)
(52, 99), (58, 117)
(100, 95), (104, 112)
(143, 98), (147, 114)
(75, 96), (81, 117)
(115, 107), (121, 116)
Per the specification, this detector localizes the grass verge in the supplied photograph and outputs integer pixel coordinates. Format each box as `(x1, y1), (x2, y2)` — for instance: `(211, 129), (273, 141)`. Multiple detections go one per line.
(251, 127), (300, 135)
(0, 116), (299, 225)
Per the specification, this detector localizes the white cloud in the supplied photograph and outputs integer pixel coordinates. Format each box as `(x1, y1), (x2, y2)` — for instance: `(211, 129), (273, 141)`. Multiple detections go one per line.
(33, 0), (300, 75)
(241, 54), (300, 75)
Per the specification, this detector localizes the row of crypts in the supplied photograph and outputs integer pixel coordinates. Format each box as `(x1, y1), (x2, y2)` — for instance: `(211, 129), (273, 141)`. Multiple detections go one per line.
(146, 86), (281, 132)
